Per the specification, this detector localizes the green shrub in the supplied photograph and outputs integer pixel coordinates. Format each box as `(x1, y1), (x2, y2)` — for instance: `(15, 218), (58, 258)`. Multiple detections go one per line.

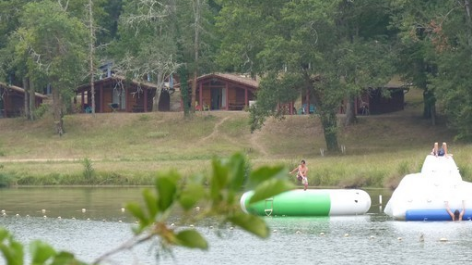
(34, 103), (50, 119)
(82, 158), (95, 180)
(0, 172), (13, 187)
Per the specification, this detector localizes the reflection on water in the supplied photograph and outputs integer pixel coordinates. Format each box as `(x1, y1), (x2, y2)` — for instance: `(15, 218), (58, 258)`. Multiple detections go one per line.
(1, 188), (471, 265)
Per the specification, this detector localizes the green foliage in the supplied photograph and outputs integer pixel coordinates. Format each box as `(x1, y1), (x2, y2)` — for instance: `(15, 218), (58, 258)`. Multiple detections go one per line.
(219, 0), (394, 151)
(0, 227), (24, 265)
(33, 103), (49, 119)
(82, 158), (95, 180)
(0, 172), (13, 188)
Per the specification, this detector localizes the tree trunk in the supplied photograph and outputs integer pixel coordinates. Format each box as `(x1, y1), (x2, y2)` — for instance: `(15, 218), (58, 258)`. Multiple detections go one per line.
(179, 65), (190, 117)
(153, 71), (163, 112)
(89, 0), (96, 115)
(52, 85), (64, 136)
(190, 0), (201, 113)
(29, 78), (35, 120)
(344, 94), (357, 126)
(423, 88), (436, 123)
(23, 77), (30, 119)
(320, 110), (339, 152)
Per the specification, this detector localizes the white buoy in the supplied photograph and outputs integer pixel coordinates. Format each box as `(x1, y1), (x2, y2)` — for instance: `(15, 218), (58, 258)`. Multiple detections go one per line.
(344, 233), (349, 237)
(58, 216), (61, 219)
(82, 208), (86, 213)
(370, 235), (375, 239)
(439, 238), (448, 242)
(15, 214), (19, 217)
(41, 209), (46, 214)
(121, 208), (125, 213)
(195, 206), (200, 212)
(397, 237), (403, 241)
(320, 232), (325, 236)
(43, 215), (47, 218)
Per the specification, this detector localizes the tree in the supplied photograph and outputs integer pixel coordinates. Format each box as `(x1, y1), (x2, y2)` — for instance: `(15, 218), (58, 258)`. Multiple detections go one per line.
(13, 0), (87, 135)
(217, 0), (393, 152)
(114, 0), (181, 112)
(426, 0), (472, 139)
(390, 0), (441, 124)
(0, 153), (294, 264)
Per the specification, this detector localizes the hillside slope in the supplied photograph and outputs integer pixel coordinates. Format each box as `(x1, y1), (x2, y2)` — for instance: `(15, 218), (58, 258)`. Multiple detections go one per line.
(1, 89), (470, 187)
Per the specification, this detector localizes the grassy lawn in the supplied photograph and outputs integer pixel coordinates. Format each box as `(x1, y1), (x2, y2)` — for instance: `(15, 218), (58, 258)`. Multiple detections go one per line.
(1, 88), (471, 187)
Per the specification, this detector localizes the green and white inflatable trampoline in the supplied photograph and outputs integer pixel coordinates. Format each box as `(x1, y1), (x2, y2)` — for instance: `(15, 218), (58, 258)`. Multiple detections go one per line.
(240, 189), (371, 216)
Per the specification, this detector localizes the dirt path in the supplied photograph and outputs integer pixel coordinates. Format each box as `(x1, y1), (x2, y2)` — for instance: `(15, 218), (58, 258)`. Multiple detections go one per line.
(196, 116), (231, 145)
(0, 158), (80, 163)
(249, 129), (268, 156)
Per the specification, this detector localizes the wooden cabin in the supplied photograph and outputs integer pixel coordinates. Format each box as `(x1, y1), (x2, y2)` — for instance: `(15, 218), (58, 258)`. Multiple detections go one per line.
(0, 82), (47, 118)
(75, 76), (172, 113)
(180, 73), (258, 111)
(353, 78), (409, 115)
(294, 78), (409, 116)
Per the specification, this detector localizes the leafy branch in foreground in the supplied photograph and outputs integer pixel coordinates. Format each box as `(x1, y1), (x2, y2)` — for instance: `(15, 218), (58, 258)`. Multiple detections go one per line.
(0, 153), (294, 264)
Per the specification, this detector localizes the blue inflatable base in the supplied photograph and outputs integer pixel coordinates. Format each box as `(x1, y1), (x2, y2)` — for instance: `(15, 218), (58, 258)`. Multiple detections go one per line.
(405, 209), (472, 221)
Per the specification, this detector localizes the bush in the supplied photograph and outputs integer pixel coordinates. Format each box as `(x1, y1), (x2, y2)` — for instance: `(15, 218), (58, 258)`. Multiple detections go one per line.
(34, 103), (50, 119)
(0, 172), (13, 188)
(82, 158), (95, 180)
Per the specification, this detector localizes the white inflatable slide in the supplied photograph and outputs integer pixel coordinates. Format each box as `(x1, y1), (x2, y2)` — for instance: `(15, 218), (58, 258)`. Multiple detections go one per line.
(384, 155), (472, 221)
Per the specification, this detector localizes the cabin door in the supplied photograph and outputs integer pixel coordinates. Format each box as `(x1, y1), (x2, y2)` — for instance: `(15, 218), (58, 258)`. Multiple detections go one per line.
(211, 88), (222, 110)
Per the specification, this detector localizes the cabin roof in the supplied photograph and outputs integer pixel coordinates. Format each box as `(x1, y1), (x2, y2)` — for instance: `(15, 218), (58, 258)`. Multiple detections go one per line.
(76, 75), (158, 91)
(175, 73), (259, 90)
(0, 82), (48, 99)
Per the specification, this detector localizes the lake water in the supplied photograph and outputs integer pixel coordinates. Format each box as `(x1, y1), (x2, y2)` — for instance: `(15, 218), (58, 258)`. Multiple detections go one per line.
(1, 187), (472, 265)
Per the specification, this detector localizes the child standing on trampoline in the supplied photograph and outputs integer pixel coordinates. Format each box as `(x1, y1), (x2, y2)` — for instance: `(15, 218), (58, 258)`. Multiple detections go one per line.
(290, 160), (308, 191)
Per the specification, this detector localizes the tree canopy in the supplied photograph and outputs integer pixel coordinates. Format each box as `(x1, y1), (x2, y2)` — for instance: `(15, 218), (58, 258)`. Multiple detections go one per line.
(1, 0), (472, 141)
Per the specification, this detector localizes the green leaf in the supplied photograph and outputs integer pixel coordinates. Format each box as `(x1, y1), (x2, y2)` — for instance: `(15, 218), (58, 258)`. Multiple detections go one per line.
(30, 240), (56, 264)
(228, 212), (270, 238)
(175, 229), (208, 250)
(179, 183), (205, 211)
(51, 251), (85, 265)
(142, 188), (159, 218)
(249, 179), (294, 204)
(210, 158), (229, 201)
(228, 153), (247, 191)
(125, 202), (150, 229)
(247, 166), (287, 189)
(155, 172), (179, 212)
(0, 228), (8, 240)
(0, 229), (23, 265)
